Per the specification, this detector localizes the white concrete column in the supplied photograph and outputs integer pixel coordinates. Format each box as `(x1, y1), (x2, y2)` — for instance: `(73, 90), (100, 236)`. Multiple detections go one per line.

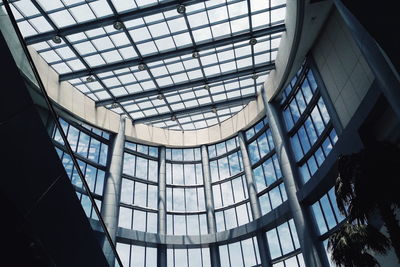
(238, 131), (262, 219)
(201, 145), (217, 233)
(101, 115), (126, 266)
(158, 146), (167, 235)
(201, 145), (221, 267)
(238, 131), (272, 267)
(262, 90), (328, 267)
(157, 146), (167, 267)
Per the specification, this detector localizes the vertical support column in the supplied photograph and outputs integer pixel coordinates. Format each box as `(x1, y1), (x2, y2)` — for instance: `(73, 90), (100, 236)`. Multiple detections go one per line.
(238, 132), (272, 267)
(101, 115), (126, 266)
(238, 132), (261, 219)
(262, 89), (329, 267)
(201, 145), (221, 267)
(157, 146), (167, 267)
(332, 0), (400, 121)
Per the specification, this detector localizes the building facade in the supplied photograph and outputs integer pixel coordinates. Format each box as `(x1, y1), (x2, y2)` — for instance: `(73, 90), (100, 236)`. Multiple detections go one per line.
(1, 0), (399, 266)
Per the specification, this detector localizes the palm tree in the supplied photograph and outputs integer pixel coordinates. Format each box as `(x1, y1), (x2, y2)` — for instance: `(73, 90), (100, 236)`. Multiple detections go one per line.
(335, 141), (400, 262)
(328, 222), (390, 267)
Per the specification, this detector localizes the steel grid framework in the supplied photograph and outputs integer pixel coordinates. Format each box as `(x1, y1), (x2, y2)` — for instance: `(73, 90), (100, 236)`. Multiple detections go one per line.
(11, 0), (287, 130)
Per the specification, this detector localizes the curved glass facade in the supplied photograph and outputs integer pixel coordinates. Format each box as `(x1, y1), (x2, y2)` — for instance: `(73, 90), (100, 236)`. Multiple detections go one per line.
(281, 63), (338, 184)
(166, 147), (208, 236)
(119, 141), (159, 233)
(50, 59), (344, 267)
(209, 137), (253, 232)
(246, 118), (287, 216)
(53, 118), (109, 220)
(4, 0), (397, 265)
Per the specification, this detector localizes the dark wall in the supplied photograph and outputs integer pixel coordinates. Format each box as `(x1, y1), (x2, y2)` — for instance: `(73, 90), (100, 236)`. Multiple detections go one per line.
(0, 28), (109, 267)
(341, 0), (400, 74)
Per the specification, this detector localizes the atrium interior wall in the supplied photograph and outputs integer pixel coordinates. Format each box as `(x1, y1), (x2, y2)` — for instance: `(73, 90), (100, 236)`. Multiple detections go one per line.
(1, 2), (400, 267)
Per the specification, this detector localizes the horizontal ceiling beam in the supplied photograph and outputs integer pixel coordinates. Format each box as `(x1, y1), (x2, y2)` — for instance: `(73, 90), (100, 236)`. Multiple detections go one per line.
(95, 62), (274, 106)
(59, 24), (285, 81)
(24, 0), (203, 45)
(134, 94), (256, 124)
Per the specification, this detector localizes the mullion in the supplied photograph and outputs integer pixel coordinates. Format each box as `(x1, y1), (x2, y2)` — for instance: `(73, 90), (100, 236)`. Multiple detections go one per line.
(33, 1), (136, 120)
(204, 5), (227, 103)
(297, 123), (333, 166)
(317, 200), (330, 231)
(256, 137), (263, 163)
(314, 98), (330, 128)
(108, 1), (161, 120)
(306, 104), (322, 139)
(96, 63), (272, 106)
(24, 0), (276, 45)
(275, 227), (284, 257)
(241, 174), (248, 199)
(239, 241), (246, 267)
(295, 254), (301, 267)
(219, 182), (226, 207)
(227, 152), (233, 177)
(104, 42), (131, 97)
(11, 4), (43, 36)
(128, 242), (133, 267)
(302, 97), (322, 138)
(158, 13), (195, 111)
(270, 154), (279, 183)
(291, 94), (304, 130)
(281, 67), (309, 108)
(256, 176), (283, 198)
(300, 160), (313, 184)
(130, 206), (134, 230)
(284, 105), (296, 132)
(276, 184), (285, 204)
(58, 0), (92, 67)
(269, 0), (272, 63)
(92, 168), (99, 195)
(326, 190), (340, 224)
(13, 0), (97, 22)
(229, 178), (236, 205)
(195, 187), (200, 211)
(37, 23), (282, 58)
(286, 220), (297, 250)
(53, 141), (107, 171)
(144, 211), (148, 233)
(299, 122), (314, 156)
(224, 0), (235, 70)
(233, 206), (239, 230)
(247, 0), (258, 96)
(118, 5), (176, 119)
(60, 27), (283, 81)
(85, 133), (92, 159)
(191, 5), (220, 123)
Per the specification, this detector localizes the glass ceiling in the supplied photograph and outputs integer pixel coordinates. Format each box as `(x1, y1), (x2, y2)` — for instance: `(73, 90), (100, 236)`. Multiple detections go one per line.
(4, 0), (286, 131)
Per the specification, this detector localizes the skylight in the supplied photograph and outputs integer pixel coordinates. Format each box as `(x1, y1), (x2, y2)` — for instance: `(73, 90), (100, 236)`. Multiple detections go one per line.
(4, 0), (286, 131)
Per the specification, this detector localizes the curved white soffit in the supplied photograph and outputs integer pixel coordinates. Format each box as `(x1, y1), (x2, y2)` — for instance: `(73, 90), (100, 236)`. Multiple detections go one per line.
(27, 1), (302, 147)
(264, 0), (333, 102)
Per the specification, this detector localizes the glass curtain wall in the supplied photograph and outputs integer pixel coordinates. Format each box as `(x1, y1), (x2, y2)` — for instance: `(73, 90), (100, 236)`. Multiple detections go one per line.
(281, 60), (344, 266)
(208, 137), (253, 232)
(166, 148), (208, 236)
(265, 219), (304, 267)
(280, 61), (338, 184)
(119, 142), (159, 233)
(245, 117), (288, 215)
(52, 117), (109, 220)
(219, 237), (261, 267)
(52, 103), (344, 267)
(115, 242), (157, 267)
(167, 247), (211, 267)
